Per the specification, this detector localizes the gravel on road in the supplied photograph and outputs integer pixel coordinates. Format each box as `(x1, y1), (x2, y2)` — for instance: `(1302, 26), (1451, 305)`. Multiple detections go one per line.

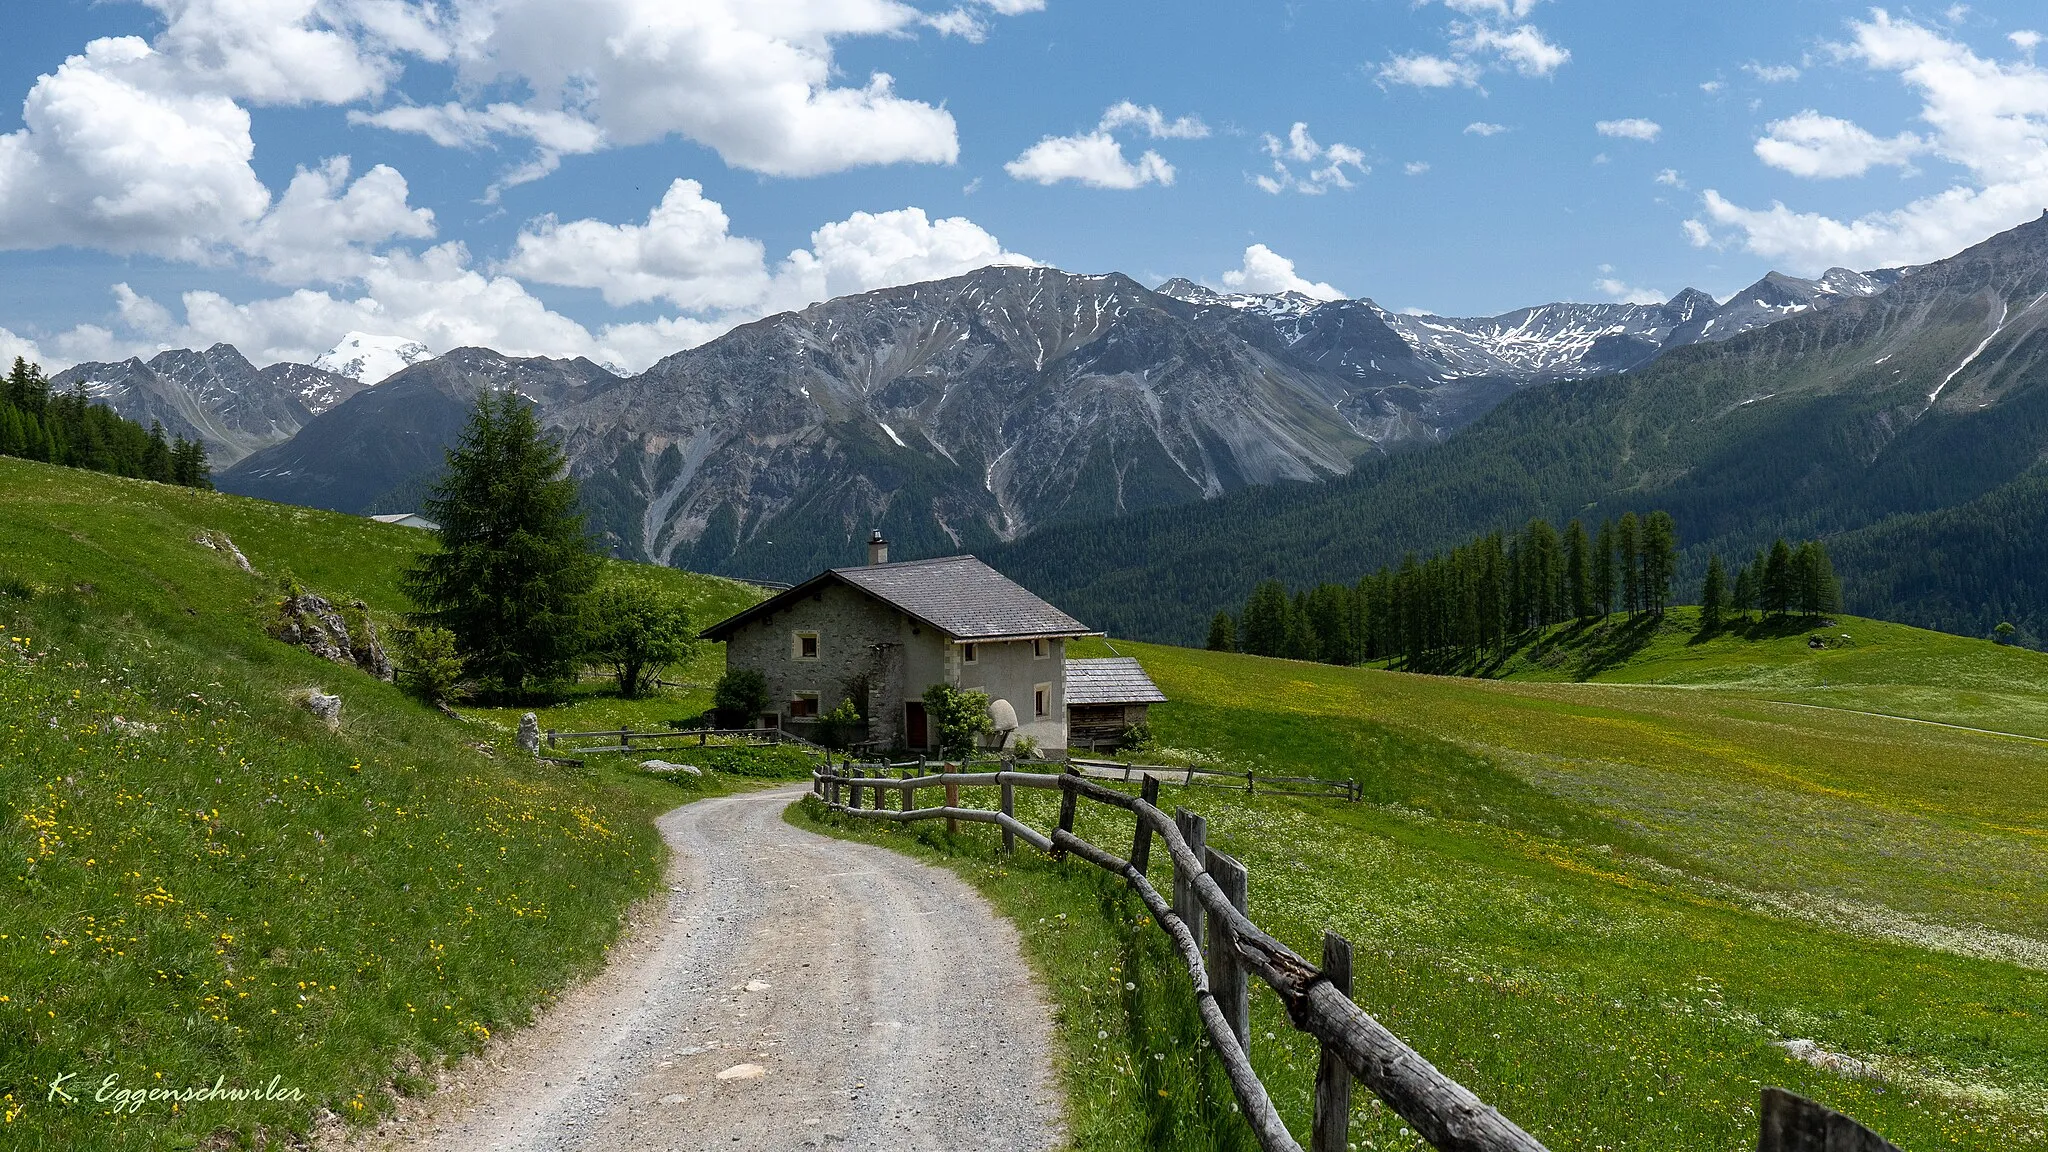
(333, 784), (1065, 1152)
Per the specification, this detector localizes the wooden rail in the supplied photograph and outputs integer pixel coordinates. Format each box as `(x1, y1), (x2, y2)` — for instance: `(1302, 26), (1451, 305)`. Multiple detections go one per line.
(809, 764), (1901, 1152)
(1068, 757), (1361, 801)
(545, 726), (825, 755)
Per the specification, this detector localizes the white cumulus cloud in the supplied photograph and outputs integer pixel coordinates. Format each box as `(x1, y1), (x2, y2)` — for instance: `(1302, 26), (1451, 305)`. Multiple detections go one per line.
(1464, 121), (1509, 136)
(502, 179), (769, 310)
(1595, 278), (1667, 305)
(1696, 10), (2048, 270)
(1254, 123), (1369, 194)
(390, 0), (975, 180)
(1005, 103), (1206, 189)
(1596, 118), (1662, 142)
(1753, 111), (1925, 178)
(1219, 245), (1344, 300)
(1379, 3), (1568, 88)
(1743, 62), (1803, 83)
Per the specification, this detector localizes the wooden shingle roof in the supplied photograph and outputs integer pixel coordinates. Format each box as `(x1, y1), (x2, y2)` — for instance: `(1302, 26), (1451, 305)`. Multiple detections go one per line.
(1064, 657), (1167, 705)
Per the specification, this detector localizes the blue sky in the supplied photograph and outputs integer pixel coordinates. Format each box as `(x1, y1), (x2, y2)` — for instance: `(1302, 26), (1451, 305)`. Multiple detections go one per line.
(1, 0), (2044, 371)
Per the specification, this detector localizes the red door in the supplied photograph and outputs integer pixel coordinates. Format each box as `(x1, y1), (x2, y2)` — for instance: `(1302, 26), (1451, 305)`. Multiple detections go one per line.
(904, 702), (928, 749)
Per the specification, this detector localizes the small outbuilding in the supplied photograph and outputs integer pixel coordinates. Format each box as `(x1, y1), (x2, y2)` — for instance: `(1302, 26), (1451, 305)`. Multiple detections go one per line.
(1063, 657), (1167, 750)
(368, 512), (440, 530)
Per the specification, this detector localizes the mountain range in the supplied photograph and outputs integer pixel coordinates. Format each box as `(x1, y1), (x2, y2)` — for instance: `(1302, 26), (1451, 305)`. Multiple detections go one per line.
(48, 216), (2045, 644)
(55, 255), (1904, 578)
(987, 211), (2048, 646)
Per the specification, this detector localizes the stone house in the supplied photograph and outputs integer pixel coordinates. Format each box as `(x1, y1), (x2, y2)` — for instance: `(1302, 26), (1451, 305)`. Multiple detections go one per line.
(700, 534), (1100, 753)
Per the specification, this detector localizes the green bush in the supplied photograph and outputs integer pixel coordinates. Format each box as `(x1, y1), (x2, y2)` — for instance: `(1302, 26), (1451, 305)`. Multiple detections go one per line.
(922, 682), (993, 758)
(397, 625), (466, 703)
(586, 574), (696, 697)
(815, 697), (864, 750)
(713, 667), (769, 727)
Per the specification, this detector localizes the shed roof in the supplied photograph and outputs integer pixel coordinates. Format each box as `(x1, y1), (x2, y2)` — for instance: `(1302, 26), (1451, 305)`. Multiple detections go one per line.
(1064, 657), (1167, 705)
(699, 554), (1094, 642)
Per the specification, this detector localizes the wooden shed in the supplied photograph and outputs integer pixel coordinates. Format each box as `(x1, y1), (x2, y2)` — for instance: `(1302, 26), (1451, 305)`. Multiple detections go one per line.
(1064, 657), (1167, 750)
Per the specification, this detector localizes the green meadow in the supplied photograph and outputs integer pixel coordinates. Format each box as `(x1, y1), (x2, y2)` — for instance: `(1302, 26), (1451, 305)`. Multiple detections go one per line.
(803, 623), (2048, 1151)
(0, 457), (780, 1152)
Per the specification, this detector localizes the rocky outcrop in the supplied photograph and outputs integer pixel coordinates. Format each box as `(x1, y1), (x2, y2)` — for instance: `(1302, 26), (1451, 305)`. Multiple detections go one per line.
(193, 530), (256, 574)
(271, 591), (394, 682)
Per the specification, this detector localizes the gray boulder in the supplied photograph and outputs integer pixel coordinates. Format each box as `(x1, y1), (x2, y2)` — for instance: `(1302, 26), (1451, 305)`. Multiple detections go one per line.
(271, 591), (393, 682)
(640, 760), (703, 777)
(518, 713), (542, 756)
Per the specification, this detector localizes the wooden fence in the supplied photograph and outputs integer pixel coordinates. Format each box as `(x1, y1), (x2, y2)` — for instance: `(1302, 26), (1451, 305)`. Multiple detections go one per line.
(809, 763), (1901, 1152)
(545, 726), (824, 755)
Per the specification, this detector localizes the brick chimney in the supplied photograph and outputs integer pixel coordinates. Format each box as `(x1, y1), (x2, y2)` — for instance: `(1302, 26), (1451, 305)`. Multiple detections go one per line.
(867, 529), (889, 566)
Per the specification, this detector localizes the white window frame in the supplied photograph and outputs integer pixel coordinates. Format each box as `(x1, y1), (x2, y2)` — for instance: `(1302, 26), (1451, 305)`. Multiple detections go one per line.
(793, 631), (820, 661)
(1033, 638), (1049, 659)
(1034, 682), (1052, 719)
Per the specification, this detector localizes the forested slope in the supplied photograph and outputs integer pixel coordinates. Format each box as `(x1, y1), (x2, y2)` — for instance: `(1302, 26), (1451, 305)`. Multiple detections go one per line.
(989, 213), (2048, 645)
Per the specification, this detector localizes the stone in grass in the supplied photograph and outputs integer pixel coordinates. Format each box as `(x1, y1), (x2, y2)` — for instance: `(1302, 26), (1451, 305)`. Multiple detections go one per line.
(292, 688), (343, 730)
(517, 712), (541, 756)
(641, 760), (702, 777)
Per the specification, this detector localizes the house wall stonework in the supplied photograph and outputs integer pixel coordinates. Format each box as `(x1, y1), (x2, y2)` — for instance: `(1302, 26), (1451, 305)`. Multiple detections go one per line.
(719, 582), (1070, 752)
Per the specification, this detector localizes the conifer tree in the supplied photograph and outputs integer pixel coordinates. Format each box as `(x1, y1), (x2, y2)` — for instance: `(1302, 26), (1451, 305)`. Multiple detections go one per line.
(1617, 512), (1642, 614)
(1565, 519), (1592, 620)
(1239, 579), (1290, 657)
(1732, 563), (1756, 620)
(1792, 541), (1841, 617)
(1641, 511), (1678, 614)
(1700, 555), (1727, 632)
(1762, 539), (1795, 617)
(1206, 611), (1236, 652)
(403, 391), (601, 701)
(142, 422), (173, 482)
(1592, 519), (1616, 617)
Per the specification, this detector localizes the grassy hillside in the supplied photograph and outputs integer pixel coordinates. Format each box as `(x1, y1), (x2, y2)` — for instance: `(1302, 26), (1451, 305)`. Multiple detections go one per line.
(803, 624), (2048, 1150)
(0, 457), (769, 1151)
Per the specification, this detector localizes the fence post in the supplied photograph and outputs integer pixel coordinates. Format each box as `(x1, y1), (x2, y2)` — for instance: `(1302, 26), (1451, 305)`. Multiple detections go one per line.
(1206, 847), (1250, 1049)
(546, 730), (556, 749)
(1131, 775), (1160, 876)
(946, 762), (960, 835)
(620, 727), (630, 750)
(848, 767), (863, 809)
(1758, 1088), (1902, 1152)
(1312, 932), (1355, 1152)
(871, 767), (887, 811)
(993, 774), (1013, 853)
(1048, 768), (1079, 859)
(1173, 808), (1207, 954)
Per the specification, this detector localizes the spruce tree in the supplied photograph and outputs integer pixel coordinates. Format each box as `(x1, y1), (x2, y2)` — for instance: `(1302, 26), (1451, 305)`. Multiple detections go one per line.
(1240, 579), (1290, 657)
(403, 391), (601, 701)
(1565, 519), (1592, 620)
(1641, 511), (1678, 614)
(1732, 564), (1755, 620)
(1793, 541), (1842, 617)
(1617, 512), (1642, 614)
(142, 422), (173, 482)
(1699, 555), (1727, 632)
(1206, 611), (1237, 652)
(1592, 519), (1616, 617)
(1762, 539), (1795, 617)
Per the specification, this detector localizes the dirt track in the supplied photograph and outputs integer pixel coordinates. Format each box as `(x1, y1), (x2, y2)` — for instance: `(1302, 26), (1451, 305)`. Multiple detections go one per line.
(338, 784), (1063, 1151)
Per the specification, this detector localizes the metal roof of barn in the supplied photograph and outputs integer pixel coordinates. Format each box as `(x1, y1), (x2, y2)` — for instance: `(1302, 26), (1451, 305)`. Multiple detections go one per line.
(699, 554), (1095, 643)
(1064, 657), (1167, 705)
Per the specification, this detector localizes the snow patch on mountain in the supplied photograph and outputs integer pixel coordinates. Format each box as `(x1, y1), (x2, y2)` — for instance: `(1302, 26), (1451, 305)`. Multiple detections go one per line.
(313, 333), (435, 386)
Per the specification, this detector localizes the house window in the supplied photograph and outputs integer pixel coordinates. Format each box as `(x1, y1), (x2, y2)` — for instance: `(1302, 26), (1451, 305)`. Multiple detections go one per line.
(1033, 638), (1049, 658)
(961, 642), (978, 664)
(1034, 682), (1051, 719)
(793, 632), (819, 660)
(789, 692), (820, 719)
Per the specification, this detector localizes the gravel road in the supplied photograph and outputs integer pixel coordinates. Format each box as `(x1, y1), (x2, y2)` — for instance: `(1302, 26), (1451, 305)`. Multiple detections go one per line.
(340, 784), (1064, 1152)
